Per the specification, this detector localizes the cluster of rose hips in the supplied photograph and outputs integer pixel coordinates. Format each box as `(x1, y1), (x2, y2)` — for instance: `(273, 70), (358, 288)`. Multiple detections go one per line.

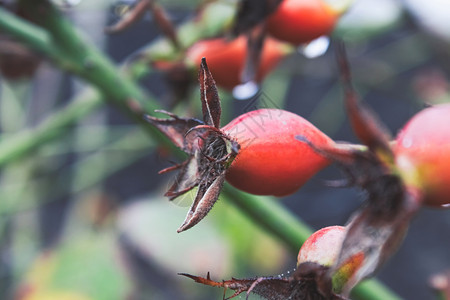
(146, 51), (450, 297)
(141, 0), (450, 298)
(183, 0), (345, 90)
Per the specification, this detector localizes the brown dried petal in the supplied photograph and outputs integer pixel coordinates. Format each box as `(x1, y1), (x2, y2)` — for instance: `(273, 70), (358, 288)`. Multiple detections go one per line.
(143, 110), (203, 154)
(180, 263), (347, 300)
(177, 173), (225, 233)
(330, 185), (421, 295)
(164, 155), (200, 200)
(105, 0), (150, 34)
(149, 1), (180, 49)
(334, 42), (393, 163)
(199, 58), (221, 128)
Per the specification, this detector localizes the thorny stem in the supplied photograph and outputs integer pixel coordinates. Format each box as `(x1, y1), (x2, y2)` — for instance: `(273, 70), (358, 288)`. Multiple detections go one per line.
(0, 3), (401, 300)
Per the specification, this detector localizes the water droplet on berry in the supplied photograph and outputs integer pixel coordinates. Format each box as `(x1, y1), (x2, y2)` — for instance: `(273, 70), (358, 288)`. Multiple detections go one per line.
(402, 136), (413, 148)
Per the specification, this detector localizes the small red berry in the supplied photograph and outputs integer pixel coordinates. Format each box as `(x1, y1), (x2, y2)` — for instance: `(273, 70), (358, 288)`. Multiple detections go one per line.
(297, 225), (364, 294)
(185, 36), (288, 90)
(395, 103), (450, 207)
(266, 0), (340, 45)
(297, 225), (346, 267)
(222, 108), (332, 196)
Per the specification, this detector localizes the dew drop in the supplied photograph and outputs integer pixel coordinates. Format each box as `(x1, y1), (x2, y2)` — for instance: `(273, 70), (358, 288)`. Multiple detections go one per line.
(402, 136), (413, 148)
(298, 36), (330, 59)
(232, 81), (259, 100)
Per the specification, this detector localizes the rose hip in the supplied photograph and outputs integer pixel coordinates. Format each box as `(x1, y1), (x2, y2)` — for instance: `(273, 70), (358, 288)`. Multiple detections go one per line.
(222, 108), (332, 196)
(395, 103), (450, 207)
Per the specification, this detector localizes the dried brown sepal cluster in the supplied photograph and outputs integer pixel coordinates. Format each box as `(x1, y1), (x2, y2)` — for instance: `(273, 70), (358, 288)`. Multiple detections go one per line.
(297, 42), (422, 295)
(180, 262), (347, 300)
(144, 58), (239, 232)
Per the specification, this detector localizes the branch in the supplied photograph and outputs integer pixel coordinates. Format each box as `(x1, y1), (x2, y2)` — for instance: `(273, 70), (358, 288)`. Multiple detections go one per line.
(0, 4), (402, 300)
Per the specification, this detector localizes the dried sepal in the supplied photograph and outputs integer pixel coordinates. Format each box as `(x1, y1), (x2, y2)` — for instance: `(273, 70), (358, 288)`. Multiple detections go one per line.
(105, 0), (151, 34)
(164, 156), (199, 200)
(330, 185), (421, 295)
(143, 110), (203, 153)
(177, 174), (225, 232)
(144, 60), (239, 232)
(148, 0), (180, 49)
(335, 42), (394, 166)
(199, 58), (221, 128)
(232, 0), (283, 36)
(295, 136), (367, 166)
(106, 0), (180, 49)
(180, 262), (347, 300)
(296, 42), (425, 294)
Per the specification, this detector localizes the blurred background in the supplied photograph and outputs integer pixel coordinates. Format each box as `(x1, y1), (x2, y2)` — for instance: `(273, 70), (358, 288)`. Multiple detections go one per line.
(0, 0), (450, 299)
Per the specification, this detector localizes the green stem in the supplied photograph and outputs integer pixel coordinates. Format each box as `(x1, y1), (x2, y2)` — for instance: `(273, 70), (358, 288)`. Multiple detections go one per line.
(0, 89), (103, 166)
(0, 4), (402, 300)
(0, 6), (176, 166)
(0, 129), (152, 215)
(224, 185), (401, 300)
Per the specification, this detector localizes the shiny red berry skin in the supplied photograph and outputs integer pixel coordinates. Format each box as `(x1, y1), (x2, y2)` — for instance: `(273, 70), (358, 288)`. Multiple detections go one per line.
(395, 103), (450, 207)
(266, 0), (339, 45)
(222, 108), (332, 196)
(297, 225), (345, 266)
(185, 36), (287, 90)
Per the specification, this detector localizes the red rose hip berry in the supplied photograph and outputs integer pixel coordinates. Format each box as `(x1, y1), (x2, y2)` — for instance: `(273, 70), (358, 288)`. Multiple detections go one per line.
(186, 36), (288, 90)
(395, 103), (450, 207)
(266, 0), (341, 45)
(297, 225), (346, 267)
(222, 108), (332, 196)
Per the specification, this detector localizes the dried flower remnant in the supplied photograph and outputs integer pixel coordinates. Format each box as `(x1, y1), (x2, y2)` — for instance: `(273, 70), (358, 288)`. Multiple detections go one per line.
(180, 262), (347, 300)
(297, 42), (421, 295)
(144, 58), (239, 232)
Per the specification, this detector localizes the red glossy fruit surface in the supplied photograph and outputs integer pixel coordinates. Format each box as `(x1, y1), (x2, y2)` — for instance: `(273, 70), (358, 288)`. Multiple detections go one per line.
(394, 103), (450, 207)
(266, 0), (339, 45)
(222, 108), (332, 196)
(185, 36), (287, 90)
(297, 225), (345, 266)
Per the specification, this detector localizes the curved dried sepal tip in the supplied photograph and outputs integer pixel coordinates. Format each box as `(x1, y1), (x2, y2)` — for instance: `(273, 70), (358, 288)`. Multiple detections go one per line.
(177, 175), (225, 233)
(164, 157), (199, 200)
(178, 272), (224, 287)
(180, 264), (347, 300)
(296, 135), (366, 165)
(199, 58), (222, 128)
(143, 111), (203, 153)
(105, 0), (150, 34)
(148, 1), (180, 49)
(334, 42), (394, 164)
